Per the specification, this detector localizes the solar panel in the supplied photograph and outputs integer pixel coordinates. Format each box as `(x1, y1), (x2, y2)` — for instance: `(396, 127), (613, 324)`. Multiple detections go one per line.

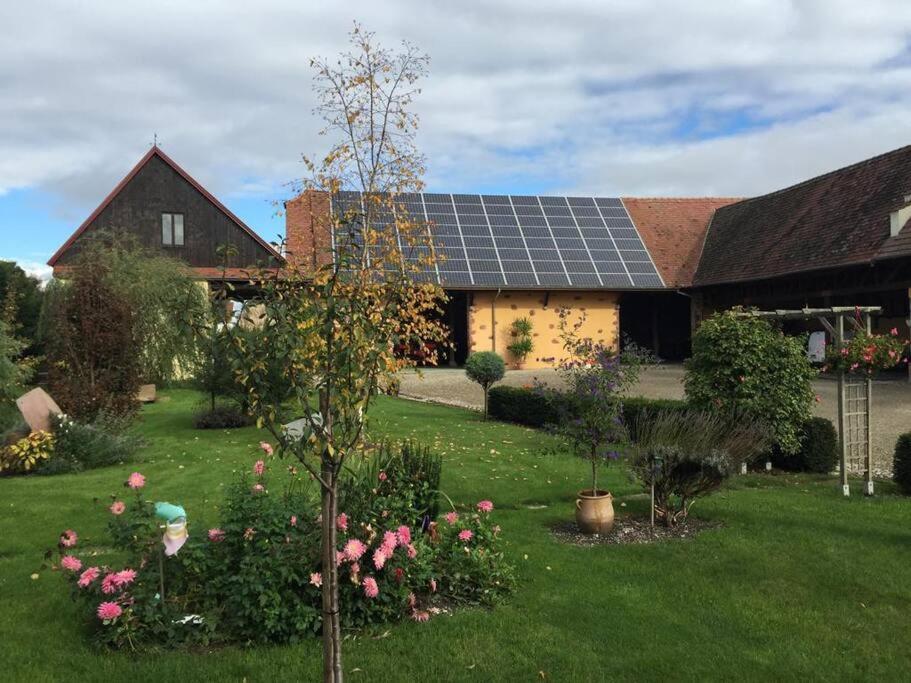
(328, 194), (665, 289)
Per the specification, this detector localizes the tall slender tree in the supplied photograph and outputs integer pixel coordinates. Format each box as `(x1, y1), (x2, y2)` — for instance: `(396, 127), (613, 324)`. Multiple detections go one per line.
(233, 24), (447, 682)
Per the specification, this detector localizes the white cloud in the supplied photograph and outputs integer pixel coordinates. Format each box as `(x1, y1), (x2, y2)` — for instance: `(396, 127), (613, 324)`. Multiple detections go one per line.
(1, 0), (911, 216)
(4, 260), (53, 285)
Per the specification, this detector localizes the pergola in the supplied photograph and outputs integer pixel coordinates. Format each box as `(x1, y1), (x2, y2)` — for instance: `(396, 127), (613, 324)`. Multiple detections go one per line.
(735, 306), (881, 497)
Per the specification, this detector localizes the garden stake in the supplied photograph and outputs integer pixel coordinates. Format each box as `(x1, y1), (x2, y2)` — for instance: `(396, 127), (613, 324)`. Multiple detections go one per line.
(158, 548), (165, 602)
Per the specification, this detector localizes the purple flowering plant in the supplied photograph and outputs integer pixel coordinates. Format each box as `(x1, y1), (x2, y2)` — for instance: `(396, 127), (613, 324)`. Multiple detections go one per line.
(544, 309), (653, 494)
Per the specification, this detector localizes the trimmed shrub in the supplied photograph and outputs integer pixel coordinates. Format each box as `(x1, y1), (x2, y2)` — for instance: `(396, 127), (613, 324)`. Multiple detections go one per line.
(894, 433), (911, 494)
(771, 417), (838, 473)
(488, 386), (562, 427)
(465, 351), (505, 418)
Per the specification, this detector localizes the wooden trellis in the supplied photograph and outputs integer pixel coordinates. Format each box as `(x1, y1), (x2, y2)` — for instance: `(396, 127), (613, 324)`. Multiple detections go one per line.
(734, 306), (880, 497)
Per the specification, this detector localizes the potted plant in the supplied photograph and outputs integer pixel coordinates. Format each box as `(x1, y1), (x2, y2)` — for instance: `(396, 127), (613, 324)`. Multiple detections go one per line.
(506, 317), (534, 370)
(547, 309), (650, 534)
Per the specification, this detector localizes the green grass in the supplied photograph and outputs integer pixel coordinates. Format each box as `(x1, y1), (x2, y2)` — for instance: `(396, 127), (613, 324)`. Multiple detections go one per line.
(1, 389), (909, 681)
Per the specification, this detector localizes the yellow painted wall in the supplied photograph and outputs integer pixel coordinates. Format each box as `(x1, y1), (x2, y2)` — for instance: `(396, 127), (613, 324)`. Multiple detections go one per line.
(467, 290), (621, 368)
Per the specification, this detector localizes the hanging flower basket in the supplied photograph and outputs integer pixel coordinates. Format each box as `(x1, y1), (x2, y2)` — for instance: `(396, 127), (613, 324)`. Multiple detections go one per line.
(822, 328), (908, 376)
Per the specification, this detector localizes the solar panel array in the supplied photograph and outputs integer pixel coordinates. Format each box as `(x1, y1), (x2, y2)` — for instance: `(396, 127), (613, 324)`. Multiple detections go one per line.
(330, 192), (664, 289)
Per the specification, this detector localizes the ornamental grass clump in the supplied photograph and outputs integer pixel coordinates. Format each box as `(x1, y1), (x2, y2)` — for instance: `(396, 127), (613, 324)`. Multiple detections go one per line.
(629, 409), (772, 526)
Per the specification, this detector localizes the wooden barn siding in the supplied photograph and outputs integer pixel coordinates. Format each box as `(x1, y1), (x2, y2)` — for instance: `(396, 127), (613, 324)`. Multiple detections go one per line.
(56, 155), (273, 269)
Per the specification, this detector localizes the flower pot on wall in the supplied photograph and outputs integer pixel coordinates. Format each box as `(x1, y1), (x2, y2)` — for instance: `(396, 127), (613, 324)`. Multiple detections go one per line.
(575, 489), (614, 535)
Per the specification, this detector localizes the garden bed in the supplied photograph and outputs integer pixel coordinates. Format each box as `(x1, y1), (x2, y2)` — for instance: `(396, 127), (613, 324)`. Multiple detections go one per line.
(551, 516), (722, 546)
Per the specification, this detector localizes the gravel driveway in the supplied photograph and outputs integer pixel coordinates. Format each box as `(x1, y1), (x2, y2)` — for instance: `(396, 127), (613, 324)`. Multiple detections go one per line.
(399, 364), (911, 474)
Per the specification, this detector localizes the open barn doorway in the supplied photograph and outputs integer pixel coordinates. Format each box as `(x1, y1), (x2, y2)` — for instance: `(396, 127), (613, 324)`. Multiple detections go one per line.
(440, 290), (470, 366)
(620, 291), (692, 361)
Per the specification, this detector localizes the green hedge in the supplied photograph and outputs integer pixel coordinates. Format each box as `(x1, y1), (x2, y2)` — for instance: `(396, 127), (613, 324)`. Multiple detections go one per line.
(894, 433), (911, 494)
(770, 417), (838, 474)
(487, 386), (688, 437)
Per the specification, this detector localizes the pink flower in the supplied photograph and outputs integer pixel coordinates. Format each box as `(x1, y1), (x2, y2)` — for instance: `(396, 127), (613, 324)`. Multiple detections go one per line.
(344, 539), (367, 561)
(77, 566), (100, 588)
(444, 511), (459, 525)
(336, 513), (348, 532)
(476, 500), (494, 513)
(411, 609), (430, 622)
(290, 515), (298, 527)
(350, 562), (360, 576)
(208, 528), (225, 542)
(253, 459), (265, 476)
(396, 525), (411, 546)
(336, 551), (346, 566)
(407, 592), (417, 608)
(458, 529), (473, 542)
(101, 573), (119, 594)
(59, 529), (78, 548)
(113, 569), (136, 588)
(109, 501), (126, 515)
(891, 327), (899, 336)
(61, 555), (82, 572)
(406, 544), (417, 559)
(362, 576), (379, 598)
(259, 441), (274, 456)
(429, 578), (437, 593)
(373, 548), (388, 570)
(97, 601), (122, 621)
(127, 472), (145, 489)
(252, 483), (265, 493)
(310, 572), (322, 588)
(382, 531), (397, 552)
(243, 527), (255, 541)
(378, 471), (387, 482)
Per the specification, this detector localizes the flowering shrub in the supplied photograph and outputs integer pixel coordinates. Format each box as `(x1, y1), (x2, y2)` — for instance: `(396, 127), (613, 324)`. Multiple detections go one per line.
(685, 309), (816, 455)
(0, 429), (54, 474)
(823, 328), (908, 376)
(54, 444), (514, 649)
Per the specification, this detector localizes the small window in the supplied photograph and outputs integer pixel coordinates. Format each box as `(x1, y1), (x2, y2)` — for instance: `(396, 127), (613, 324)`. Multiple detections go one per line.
(161, 213), (185, 246)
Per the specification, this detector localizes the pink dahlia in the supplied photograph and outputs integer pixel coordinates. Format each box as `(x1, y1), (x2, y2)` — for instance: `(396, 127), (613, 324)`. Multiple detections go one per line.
(350, 562), (360, 577)
(259, 441), (274, 456)
(101, 573), (119, 594)
(382, 531), (397, 552)
(336, 513), (348, 532)
(208, 528), (226, 542)
(411, 609), (430, 622)
(458, 529), (473, 542)
(336, 550), (346, 566)
(476, 500), (494, 513)
(396, 525), (411, 546)
(429, 578), (437, 593)
(373, 548), (388, 570)
(407, 592), (417, 608)
(406, 544), (417, 559)
(444, 511), (459, 525)
(251, 483), (265, 493)
(378, 471), (387, 482)
(61, 555), (82, 572)
(310, 572), (322, 588)
(362, 576), (379, 598)
(127, 472), (145, 489)
(97, 601), (122, 621)
(113, 569), (136, 588)
(343, 539), (367, 562)
(59, 529), (78, 548)
(253, 459), (265, 476)
(290, 515), (298, 527)
(109, 500), (125, 515)
(78, 566), (101, 588)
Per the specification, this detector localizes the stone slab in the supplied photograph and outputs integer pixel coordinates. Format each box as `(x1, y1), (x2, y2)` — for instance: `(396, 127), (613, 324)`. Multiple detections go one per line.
(15, 388), (62, 433)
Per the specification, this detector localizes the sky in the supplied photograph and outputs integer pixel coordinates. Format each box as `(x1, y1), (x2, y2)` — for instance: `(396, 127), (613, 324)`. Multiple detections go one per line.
(4, 0), (911, 281)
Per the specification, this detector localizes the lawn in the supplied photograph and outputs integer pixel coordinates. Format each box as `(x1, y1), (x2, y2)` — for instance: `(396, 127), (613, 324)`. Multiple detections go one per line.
(1, 389), (909, 681)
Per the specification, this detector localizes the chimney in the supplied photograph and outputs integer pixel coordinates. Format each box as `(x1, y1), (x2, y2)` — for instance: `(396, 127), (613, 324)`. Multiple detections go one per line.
(889, 194), (911, 237)
(284, 190), (332, 271)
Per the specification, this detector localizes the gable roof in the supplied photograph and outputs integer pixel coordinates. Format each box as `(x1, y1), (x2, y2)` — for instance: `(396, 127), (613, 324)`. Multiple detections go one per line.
(622, 197), (740, 288)
(694, 144), (911, 287)
(47, 146), (282, 266)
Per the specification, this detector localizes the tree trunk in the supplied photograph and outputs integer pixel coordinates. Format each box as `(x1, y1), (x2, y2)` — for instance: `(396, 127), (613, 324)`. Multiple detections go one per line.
(320, 461), (343, 682)
(483, 386), (489, 419)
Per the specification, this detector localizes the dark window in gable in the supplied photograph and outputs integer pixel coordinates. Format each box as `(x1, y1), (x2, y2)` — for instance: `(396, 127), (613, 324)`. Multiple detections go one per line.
(161, 212), (185, 246)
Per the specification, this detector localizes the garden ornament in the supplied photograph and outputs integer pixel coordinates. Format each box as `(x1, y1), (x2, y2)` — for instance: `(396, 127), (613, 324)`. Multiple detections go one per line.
(154, 502), (188, 556)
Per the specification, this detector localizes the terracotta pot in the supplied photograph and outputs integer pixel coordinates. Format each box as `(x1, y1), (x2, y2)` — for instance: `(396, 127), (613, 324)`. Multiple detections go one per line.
(575, 489), (614, 535)
(512, 361), (525, 370)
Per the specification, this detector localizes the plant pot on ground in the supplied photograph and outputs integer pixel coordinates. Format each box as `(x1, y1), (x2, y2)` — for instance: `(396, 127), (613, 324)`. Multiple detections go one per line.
(575, 488), (614, 534)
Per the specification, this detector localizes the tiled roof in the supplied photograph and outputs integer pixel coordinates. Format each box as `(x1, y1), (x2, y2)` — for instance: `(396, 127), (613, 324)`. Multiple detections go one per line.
(622, 197), (740, 288)
(694, 144), (911, 286)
